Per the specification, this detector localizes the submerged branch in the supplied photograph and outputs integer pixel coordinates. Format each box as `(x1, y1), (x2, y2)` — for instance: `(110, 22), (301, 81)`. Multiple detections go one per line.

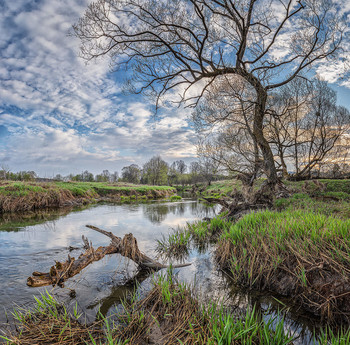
(27, 225), (191, 288)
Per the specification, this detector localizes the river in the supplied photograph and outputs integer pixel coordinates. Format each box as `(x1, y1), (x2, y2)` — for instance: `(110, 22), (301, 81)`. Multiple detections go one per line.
(0, 200), (321, 344)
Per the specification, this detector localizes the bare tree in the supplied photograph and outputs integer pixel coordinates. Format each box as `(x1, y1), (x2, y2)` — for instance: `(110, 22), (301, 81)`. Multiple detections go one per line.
(174, 160), (187, 175)
(0, 163), (10, 180)
(74, 0), (345, 191)
(267, 78), (350, 179)
(110, 171), (119, 182)
(194, 75), (262, 182)
(266, 77), (312, 178)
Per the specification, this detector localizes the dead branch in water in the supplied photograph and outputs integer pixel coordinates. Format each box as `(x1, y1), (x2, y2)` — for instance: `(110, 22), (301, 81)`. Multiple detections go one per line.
(27, 225), (191, 287)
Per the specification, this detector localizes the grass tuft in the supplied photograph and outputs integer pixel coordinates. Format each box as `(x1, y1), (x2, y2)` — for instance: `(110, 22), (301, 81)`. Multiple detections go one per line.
(216, 210), (350, 324)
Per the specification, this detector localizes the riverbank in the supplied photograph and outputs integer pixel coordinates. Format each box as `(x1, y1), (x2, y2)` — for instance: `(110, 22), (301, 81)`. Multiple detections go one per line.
(200, 178), (350, 218)
(2, 179), (350, 343)
(0, 181), (176, 213)
(157, 179), (350, 326)
(3, 272), (350, 344)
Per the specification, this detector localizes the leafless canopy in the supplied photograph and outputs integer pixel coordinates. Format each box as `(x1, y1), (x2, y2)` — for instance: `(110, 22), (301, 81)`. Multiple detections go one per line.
(74, 0), (345, 186)
(75, 0), (343, 102)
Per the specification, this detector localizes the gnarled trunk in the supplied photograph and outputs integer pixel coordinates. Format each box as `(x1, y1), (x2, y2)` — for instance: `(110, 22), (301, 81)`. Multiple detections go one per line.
(253, 86), (279, 187)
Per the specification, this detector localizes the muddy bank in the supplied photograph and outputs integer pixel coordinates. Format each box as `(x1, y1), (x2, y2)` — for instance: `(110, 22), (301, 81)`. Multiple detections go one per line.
(0, 181), (176, 213)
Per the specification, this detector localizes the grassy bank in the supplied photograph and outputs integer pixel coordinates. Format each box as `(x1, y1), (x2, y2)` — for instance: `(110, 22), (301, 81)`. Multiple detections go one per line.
(201, 178), (350, 218)
(157, 179), (350, 325)
(160, 214), (350, 324)
(0, 181), (176, 213)
(202, 178), (350, 195)
(217, 210), (350, 324)
(3, 273), (350, 344)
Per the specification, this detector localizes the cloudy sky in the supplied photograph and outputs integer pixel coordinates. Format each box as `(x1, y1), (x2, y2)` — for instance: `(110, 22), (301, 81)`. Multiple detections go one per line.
(0, 0), (349, 177)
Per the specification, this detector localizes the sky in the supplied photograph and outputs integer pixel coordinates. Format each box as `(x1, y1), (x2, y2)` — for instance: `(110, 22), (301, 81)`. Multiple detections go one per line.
(0, 0), (349, 177)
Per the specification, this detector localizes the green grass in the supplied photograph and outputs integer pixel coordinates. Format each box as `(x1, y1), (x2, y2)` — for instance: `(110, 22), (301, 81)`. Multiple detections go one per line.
(156, 227), (191, 257)
(113, 272), (297, 344)
(1, 291), (105, 344)
(216, 209), (350, 323)
(203, 179), (239, 195)
(157, 215), (230, 256)
(111, 272), (350, 344)
(158, 206), (350, 323)
(204, 178), (350, 198)
(0, 180), (176, 213)
(222, 210), (350, 255)
(0, 181), (175, 197)
(169, 195), (182, 201)
(273, 193), (350, 218)
(3, 272), (350, 344)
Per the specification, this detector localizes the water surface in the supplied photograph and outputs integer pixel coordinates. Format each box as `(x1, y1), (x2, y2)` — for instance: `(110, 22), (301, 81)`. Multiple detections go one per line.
(0, 200), (321, 343)
(0, 201), (214, 321)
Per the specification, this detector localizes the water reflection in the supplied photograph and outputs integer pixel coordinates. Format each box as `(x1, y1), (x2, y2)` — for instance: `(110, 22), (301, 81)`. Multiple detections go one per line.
(0, 200), (217, 325)
(142, 204), (172, 224)
(0, 206), (85, 232)
(142, 200), (217, 224)
(0, 201), (322, 343)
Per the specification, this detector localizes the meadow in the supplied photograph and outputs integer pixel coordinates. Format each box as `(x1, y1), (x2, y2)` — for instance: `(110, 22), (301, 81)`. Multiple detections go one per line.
(0, 180), (176, 213)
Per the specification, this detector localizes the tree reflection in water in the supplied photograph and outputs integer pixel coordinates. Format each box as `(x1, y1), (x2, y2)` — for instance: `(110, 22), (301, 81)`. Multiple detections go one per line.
(142, 201), (217, 224)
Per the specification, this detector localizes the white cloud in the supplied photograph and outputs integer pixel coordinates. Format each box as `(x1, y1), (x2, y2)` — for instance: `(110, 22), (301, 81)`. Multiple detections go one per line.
(0, 0), (197, 175)
(1, 0), (348, 176)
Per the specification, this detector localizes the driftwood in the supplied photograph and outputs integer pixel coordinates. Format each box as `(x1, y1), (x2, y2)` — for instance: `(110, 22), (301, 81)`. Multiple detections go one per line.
(27, 225), (191, 287)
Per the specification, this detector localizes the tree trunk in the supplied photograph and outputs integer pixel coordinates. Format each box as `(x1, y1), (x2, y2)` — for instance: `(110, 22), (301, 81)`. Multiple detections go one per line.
(280, 150), (289, 178)
(253, 86), (279, 187)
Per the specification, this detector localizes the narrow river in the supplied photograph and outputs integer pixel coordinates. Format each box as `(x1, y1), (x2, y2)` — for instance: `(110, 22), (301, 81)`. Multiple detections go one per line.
(0, 200), (322, 344)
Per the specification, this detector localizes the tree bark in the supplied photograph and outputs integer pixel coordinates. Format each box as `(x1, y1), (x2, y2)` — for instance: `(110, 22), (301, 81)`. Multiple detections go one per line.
(253, 86), (279, 187)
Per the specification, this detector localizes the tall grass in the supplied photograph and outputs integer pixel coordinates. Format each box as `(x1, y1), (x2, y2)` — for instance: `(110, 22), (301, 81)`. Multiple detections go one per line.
(3, 274), (350, 344)
(156, 227), (191, 258)
(216, 210), (350, 324)
(1, 291), (104, 345)
(157, 216), (230, 256)
(114, 272), (296, 345)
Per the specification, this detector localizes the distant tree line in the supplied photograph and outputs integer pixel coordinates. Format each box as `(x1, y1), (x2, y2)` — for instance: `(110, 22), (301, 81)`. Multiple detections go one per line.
(114, 155), (227, 186)
(0, 166), (37, 181)
(0, 156), (227, 185)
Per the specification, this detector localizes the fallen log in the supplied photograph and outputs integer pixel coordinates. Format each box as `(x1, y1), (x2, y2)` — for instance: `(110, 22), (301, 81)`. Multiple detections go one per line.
(27, 225), (191, 287)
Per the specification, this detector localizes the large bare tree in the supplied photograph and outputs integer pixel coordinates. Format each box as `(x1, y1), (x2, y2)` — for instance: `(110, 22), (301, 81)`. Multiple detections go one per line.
(74, 0), (345, 190)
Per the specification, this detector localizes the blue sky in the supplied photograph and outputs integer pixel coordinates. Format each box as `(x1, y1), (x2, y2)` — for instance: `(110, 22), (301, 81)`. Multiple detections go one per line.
(0, 0), (349, 177)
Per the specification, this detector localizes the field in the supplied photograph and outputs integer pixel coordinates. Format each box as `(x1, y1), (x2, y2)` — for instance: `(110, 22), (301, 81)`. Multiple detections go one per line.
(0, 180), (176, 213)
